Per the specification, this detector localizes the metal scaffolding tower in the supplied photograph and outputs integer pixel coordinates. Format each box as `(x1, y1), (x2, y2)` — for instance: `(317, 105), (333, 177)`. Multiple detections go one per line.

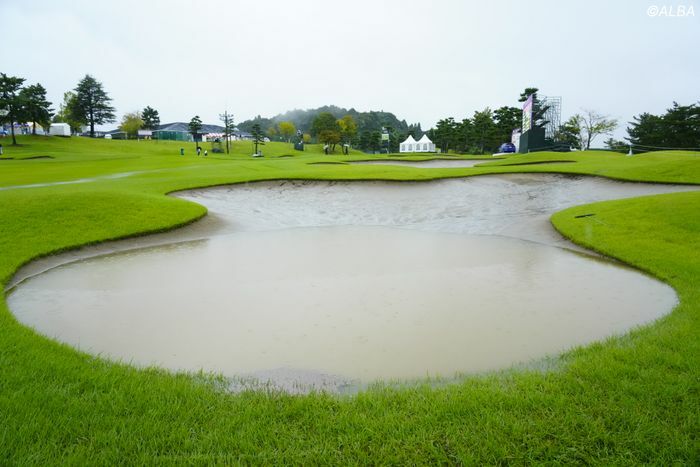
(539, 96), (562, 139)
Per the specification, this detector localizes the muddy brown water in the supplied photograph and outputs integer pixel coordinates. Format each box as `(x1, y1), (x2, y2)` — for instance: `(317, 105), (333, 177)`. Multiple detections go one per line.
(7, 174), (698, 393)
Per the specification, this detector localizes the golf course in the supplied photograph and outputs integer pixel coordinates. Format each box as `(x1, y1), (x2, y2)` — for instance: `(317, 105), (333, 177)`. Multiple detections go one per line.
(0, 135), (698, 463)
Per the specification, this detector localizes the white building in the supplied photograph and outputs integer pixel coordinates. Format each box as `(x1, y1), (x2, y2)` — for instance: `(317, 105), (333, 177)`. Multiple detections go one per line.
(400, 134), (435, 153)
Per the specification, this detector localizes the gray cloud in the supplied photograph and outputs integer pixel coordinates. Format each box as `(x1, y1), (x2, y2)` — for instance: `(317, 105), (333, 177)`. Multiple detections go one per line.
(3, 0), (698, 139)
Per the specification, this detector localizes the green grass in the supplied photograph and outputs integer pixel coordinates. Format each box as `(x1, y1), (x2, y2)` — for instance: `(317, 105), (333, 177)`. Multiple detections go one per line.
(0, 135), (698, 463)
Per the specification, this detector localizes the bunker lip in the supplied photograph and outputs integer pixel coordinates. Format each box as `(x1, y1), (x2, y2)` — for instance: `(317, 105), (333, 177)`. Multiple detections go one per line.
(348, 159), (485, 168)
(497, 160), (577, 166)
(6, 174), (699, 394)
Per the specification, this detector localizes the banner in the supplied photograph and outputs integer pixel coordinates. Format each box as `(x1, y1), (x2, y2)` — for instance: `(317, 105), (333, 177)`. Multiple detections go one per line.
(522, 95), (533, 132)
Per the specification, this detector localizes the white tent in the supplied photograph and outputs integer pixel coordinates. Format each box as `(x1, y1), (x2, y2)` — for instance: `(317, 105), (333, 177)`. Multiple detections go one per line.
(49, 123), (71, 137)
(399, 135), (417, 153)
(416, 134), (436, 152)
(400, 134), (435, 153)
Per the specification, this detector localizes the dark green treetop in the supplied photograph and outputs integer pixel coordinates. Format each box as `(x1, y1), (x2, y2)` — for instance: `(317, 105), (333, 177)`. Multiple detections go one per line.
(142, 106), (160, 129)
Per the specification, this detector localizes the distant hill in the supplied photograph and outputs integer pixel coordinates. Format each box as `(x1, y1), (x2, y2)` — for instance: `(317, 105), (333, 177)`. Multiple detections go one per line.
(238, 105), (421, 137)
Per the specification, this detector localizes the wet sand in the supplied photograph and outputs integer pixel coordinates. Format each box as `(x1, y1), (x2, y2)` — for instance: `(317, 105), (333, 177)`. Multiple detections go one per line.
(7, 174), (698, 393)
(173, 175), (697, 252)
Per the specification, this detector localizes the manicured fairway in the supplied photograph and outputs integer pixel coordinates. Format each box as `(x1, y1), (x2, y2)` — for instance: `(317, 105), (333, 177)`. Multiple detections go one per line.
(1, 136), (698, 463)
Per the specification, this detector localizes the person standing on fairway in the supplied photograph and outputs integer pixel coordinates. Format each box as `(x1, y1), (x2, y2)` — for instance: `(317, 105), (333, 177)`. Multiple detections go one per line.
(197, 147), (201, 156)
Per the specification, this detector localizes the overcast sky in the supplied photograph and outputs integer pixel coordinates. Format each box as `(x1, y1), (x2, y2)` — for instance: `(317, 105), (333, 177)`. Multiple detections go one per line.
(2, 0), (698, 139)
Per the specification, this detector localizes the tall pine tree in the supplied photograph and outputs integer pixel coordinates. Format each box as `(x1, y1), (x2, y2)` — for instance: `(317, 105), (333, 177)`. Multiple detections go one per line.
(0, 73), (26, 145)
(74, 74), (116, 137)
(188, 115), (203, 149)
(219, 111), (235, 154)
(142, 106), (160, 129)
(20, 83), (53, 135)
(250, 123), (265, 155)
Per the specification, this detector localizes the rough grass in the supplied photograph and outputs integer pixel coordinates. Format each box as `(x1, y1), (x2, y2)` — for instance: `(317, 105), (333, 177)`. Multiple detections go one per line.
(0, 135), (698, 463)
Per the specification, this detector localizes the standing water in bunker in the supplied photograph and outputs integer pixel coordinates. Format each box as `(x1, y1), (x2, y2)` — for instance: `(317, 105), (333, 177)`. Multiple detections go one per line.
(7, 175), (696, 392)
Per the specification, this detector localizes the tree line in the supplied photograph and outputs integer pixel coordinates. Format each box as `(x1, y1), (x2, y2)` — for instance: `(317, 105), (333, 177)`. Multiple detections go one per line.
(2, 73), (698, 153)
(238, 105), (423, 153)
(0, 72), (163, 144)
(425, 107), (521, 154)
(244, 111), (426, 154)
(558, 102), (699, 153)
(426, 86), (698, 153)
(618, 102), (700, 152)
(0, 73), (54, 145)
